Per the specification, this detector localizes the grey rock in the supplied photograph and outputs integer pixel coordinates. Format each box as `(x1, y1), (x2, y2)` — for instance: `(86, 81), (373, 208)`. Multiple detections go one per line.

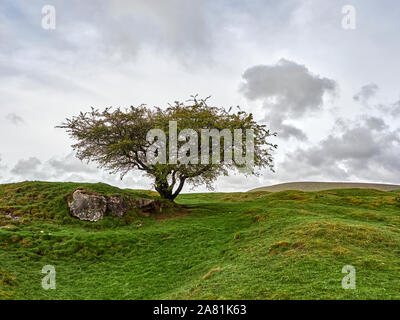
(67, 189), (162, 222)
(107, 195), (127, 218)
(68, 190), (107, 222)
(6, 213), (20, 221)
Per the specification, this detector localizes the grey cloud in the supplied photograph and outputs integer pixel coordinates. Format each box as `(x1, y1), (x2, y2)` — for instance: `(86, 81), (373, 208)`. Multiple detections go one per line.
(279, 116), (400, 183)
(374, 99), (400, 118)
(4, 0), (217, 65)
(364, 116), (388, 131)
(241, 59), (337, 115)
(5, 113), (24, 125)
(7, 152), (152, 190)
(11, 157), (42, 176)
(0, 0), (220, 102)
(353, 83), (379, 106)
(47, 153), (98, 175)
(240, 59), (337, 140)
(389, 100), (400, 117)
(9, 154), (98, 181)
(104, 0), (213, 57)
(270, 115), (308, 141)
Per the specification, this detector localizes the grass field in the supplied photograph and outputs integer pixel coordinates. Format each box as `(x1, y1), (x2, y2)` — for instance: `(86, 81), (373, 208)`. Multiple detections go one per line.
(1, 181), (400, 299)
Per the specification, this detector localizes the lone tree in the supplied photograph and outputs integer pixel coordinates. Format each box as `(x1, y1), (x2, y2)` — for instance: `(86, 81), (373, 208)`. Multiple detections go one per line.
(58, 96), (277, 202)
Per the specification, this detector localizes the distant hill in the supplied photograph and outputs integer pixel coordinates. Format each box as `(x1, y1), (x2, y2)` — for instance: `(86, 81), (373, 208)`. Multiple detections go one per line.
(249, 181), (400, 192)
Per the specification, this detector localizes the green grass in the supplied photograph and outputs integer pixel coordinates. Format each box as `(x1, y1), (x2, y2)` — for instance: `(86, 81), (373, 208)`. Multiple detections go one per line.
(1, 181), (400, 299)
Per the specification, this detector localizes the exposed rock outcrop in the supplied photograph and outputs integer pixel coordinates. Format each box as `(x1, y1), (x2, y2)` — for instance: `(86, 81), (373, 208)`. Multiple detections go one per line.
(107, 195), (127, 218)
(67, 189), (162, 222)
(68, 190), (107, 222)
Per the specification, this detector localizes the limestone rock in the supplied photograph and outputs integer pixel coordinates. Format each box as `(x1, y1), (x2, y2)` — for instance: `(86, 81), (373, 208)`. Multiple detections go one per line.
(67, 188), (162, 222)
(107, 195), (127, 218)
(68, 190), (107, 222)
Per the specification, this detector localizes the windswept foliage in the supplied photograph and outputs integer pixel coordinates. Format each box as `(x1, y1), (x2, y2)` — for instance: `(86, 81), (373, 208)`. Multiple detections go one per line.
(58, 96), (277, 200)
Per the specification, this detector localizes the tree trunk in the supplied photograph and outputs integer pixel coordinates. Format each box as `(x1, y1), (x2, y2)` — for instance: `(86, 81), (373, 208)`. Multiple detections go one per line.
(158, 190), (174, 202)
(154, 176), (186, 202)
(170, 177), (186, 201)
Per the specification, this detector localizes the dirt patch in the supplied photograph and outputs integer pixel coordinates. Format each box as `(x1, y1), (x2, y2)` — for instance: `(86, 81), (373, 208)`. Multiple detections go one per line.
(155, 213), (188, 220)
(155, 205), (191, 220)
(202, 267), (223, 279)
(269, 240), (306, 255)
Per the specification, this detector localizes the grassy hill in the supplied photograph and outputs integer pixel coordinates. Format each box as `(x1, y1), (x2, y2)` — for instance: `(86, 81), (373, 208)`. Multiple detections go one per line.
(1, 181), (400, 299)
(250, 181), (400, 192)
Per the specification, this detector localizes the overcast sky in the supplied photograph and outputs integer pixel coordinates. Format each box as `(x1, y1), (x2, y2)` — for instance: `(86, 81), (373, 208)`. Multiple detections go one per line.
(1, 0), (400, 192)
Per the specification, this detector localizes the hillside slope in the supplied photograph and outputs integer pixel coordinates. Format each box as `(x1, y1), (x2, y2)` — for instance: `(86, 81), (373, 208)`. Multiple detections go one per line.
(1, 181), (400, 299)
(0, 181), (159, 223)
(250, 181), (400, 192)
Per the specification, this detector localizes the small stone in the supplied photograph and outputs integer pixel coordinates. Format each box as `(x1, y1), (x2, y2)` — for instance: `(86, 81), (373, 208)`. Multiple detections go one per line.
(6, 214), (20, 221)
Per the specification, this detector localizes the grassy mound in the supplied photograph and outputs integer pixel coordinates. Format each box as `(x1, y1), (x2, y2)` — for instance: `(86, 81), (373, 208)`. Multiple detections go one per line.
(1, 182), (400, 299)
(0, 181), (160, 226)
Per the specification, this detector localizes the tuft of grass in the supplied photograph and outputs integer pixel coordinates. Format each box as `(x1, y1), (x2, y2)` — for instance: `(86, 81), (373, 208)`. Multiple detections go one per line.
(0, 269), (17, 298)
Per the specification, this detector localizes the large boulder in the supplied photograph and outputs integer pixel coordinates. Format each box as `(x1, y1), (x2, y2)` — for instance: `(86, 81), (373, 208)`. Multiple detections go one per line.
(68, 190), (107, 222)
(67, 189), (162, 222)
(107, 195), (127, 218)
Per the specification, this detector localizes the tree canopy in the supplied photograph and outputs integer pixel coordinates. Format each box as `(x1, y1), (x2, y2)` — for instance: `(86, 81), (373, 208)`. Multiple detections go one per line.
(58, 96), (277, 201)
